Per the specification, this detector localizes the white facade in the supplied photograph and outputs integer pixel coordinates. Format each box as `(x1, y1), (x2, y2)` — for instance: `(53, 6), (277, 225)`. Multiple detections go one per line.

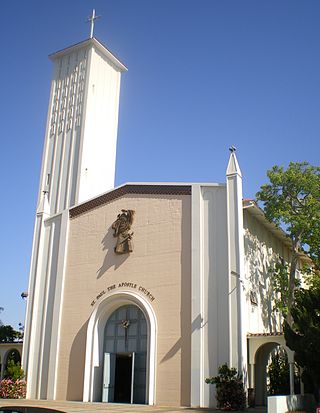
(22, 34), (301, 408)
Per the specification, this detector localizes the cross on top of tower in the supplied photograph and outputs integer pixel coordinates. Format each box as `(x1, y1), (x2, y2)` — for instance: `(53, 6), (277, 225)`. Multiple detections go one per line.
(87, 9), (101, 39)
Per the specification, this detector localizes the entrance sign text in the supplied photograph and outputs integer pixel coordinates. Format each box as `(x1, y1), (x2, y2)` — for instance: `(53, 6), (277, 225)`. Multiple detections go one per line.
(91, 282), (155, 306)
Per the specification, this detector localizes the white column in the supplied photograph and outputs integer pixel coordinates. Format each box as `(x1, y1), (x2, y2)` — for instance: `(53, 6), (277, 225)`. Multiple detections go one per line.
(249, 363), (255, 388)
(191, 185), (204, 407)
(289, 363), (295, 395)
(190, 183), (230, 408)
(226, 150), (247, 378)
(285, 346), (295, 396)
(23, 193), (50, 398)
(0, 352), (3, 379)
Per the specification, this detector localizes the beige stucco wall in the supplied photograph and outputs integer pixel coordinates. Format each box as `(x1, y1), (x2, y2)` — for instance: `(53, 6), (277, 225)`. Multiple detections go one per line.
(56, 193), (191, 406)
(243, 209), (291, 334)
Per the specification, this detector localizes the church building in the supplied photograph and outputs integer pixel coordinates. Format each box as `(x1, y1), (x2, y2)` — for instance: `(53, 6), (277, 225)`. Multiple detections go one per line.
(22, 30), (303, 408)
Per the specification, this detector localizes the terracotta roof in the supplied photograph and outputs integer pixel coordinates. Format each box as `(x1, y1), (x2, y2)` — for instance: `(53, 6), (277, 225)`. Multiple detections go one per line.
(247, 332), (283, 337)
(70, 184), (192, 219)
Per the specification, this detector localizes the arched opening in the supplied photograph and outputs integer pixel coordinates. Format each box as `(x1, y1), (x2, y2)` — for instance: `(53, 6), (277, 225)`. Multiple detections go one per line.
(4, 348), (21, 378)
(83, 291), (156, 405)
(254, 342), (292, 405)
(102, 305), (147, 404)
(255, 342), (278, 405)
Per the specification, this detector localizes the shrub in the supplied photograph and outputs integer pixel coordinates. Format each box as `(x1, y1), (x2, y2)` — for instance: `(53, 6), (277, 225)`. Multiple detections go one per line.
(4, 359), (24, 380)
(0, 379), (26, 398)
(205, 363), (246, 411)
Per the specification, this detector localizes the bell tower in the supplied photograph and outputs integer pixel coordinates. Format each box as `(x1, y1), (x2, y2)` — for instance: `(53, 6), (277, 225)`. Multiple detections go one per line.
(39, 37), (127, 214)
(23, 29), (127, 400)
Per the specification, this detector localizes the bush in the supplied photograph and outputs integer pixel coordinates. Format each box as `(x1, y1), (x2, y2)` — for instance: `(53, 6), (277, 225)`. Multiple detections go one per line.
(0, 379), (26, 398)
(205, 363), (246, 411)
(4, 359), (24, 380)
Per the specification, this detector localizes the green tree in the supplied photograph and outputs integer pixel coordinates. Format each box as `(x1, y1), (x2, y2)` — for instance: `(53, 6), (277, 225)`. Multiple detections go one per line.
(284, 287), (320, 399)
(0, 325), (22, 343)
(256, 162), (320, 321)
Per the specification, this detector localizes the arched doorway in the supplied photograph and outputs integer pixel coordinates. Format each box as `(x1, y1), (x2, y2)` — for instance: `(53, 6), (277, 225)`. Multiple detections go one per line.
(83, 291), (156, 405)
(254, 342), (279, 405)
(0, 344), (23, 379)
(248, 334), (295, 406)
(102, 305), (147, 404)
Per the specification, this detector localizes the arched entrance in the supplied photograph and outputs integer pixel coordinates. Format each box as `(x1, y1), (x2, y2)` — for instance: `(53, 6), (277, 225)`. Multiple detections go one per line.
(83, 292), (156, 405)
(254, 342), (279, 405)
(0, 344), (23, 379)
(4, 348), (21, 378)
(247, 334), (295, 406)
(102, 305), (147, 404)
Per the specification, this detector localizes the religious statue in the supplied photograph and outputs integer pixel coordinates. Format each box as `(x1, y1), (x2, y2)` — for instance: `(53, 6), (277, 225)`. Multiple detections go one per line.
(112, 209), (135, 254)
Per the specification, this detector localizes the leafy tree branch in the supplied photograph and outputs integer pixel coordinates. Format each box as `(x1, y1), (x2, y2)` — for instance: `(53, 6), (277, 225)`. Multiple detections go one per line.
(256, 162), (320, 323)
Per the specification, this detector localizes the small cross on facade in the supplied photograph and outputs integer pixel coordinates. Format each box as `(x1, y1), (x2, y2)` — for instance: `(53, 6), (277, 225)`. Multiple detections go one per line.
(87, 9), (101, 39)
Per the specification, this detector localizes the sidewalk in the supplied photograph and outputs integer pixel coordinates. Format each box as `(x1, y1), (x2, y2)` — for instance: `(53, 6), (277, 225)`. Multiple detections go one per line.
(0, 399), (267, 413)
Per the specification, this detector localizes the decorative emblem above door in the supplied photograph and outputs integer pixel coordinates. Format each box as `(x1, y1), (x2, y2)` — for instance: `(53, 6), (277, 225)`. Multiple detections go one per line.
(112, 209), (135, 254)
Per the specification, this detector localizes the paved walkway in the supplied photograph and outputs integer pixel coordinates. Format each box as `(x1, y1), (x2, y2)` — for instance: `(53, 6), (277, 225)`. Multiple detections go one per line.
(0, 400), (267, 413)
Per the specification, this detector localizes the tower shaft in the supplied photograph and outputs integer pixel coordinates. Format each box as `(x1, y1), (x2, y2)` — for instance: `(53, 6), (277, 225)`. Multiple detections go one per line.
(39, 38), (127, 215)
(23, 38), (126, 400)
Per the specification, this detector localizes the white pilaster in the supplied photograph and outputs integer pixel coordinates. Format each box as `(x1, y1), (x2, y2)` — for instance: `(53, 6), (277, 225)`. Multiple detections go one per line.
(191, 185), (203, 407)
(226, 150), (247, 378)
(23, 193), (51, 398)
(191, 184), (230, 408)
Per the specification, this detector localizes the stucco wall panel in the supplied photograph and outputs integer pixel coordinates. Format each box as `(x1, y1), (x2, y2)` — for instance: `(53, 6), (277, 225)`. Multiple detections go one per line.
(56, 194), (191, 406)
(244, 210), (291, 333)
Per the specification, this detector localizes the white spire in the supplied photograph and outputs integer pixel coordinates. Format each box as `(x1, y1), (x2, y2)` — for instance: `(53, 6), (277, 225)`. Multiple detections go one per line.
(226, 146), (242, 177)
(226, 144), (245, 373)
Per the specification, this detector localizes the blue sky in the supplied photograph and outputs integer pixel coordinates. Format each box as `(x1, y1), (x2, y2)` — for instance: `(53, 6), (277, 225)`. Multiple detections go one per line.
(1, 0), (320, 328)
